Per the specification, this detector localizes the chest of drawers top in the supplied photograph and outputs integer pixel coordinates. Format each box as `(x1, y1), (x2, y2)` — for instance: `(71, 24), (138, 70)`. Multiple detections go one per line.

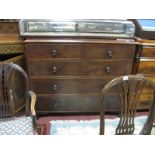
(24, 38), (137, 45)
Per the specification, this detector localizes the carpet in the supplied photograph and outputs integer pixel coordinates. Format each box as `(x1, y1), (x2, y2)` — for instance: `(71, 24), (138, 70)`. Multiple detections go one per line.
(37, 115), (101, 135)
(50, 116), (148, 135)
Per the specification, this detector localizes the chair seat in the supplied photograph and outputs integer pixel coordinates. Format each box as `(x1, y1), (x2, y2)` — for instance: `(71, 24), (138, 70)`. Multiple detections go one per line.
(0, 116), (35, 135)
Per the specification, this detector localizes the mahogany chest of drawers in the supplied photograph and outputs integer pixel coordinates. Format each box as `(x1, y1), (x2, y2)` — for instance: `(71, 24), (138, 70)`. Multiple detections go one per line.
(24, 39), (136, 115)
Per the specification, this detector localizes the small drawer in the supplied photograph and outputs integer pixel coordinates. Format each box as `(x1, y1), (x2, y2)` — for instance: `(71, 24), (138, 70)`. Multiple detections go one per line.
(141, 46), (155, 57)
(29, 60), (133, 76)
(85, 44), (135, 59)
(138, 60), (155, 74)
(26, 43), (84, 58)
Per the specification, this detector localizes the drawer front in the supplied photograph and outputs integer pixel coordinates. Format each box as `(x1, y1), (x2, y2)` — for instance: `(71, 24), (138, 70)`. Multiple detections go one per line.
(29, 60), (133, 76)
(36, 93), (149, 113)
(26, 43), (84, 58)
(32, 78), (154, 94)
(31, 78), (116, 94)
(0, 44), (23, 54)
(35, 94), (122, 113)
(141, 46), (155, 57)
(138, 61), (155, 74)
(36, 95), (99, 112)
(85, 44), (135, 59)
(26, 43), (135, 59)
(36, 93), (151, 113)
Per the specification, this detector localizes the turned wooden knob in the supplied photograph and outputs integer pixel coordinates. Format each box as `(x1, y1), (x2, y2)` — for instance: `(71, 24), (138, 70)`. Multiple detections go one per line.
(51, 49), (57, 57)
(53, 84), (58, 91)
(107, 50), (112, 58)
(54, 102), (58, 108)
(105, 66), (111, 73)
(52, 66), (57, 73)
(52, 101), (58, 108)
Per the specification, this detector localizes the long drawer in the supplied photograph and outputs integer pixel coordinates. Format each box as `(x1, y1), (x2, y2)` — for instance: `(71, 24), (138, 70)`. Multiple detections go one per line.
(31, 78), (155, 94)
(26, 43), (135, 59)
(29, 60), (133, 76)
(35, 94), (121, 112)
(31, 78), (115, 94)
(35, 94), (151, 113)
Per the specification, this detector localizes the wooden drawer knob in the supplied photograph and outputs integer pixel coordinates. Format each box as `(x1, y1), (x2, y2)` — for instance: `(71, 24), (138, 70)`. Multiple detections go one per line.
(107, 50), (112, 58)
(53, 84), (58, 91)
(105, 66), (111, 73)
(52, 101), (59, 108)
(52, 66), (57, 73)
(51, 49), (57, 57)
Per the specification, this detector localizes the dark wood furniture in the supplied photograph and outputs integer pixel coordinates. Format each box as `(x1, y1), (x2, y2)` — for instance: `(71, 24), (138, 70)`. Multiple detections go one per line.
(0, 20), (25, 110)
(0, 62), (37, 135)
(134, 39), (155, 107)
(24, 38), (137, 115)
(0, 20), (24, 64)
(19, 19), (145, 116)
(99, 75), (155, 135)
(132, 19), (155, 109)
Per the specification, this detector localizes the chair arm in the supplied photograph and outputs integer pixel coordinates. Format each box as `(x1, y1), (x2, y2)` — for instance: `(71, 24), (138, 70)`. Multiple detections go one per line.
(28, 91), (36, 116)
(28, 91), (38, 134)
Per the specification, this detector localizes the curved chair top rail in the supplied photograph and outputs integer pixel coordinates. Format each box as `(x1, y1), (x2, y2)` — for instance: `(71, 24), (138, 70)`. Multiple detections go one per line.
(101, 75), (155, 95)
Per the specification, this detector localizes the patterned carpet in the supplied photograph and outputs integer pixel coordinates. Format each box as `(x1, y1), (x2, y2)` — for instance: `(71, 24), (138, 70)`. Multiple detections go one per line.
(37, 113), (155, 135)
(50, 116), (148, 135)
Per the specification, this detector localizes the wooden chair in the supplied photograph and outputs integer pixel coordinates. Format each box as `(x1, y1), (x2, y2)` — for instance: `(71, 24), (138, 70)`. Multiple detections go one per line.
(99, 75), (155, 135)
(0, 62), (37, 135)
